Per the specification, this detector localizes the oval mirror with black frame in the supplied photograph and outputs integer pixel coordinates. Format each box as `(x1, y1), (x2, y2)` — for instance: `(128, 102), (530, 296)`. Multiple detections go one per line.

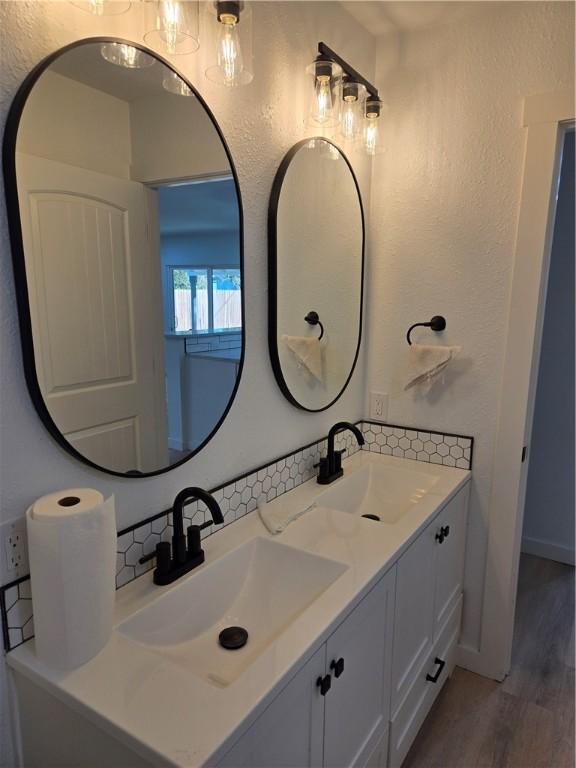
(3, 38), (244, 478)
(268, 138), (364, 411)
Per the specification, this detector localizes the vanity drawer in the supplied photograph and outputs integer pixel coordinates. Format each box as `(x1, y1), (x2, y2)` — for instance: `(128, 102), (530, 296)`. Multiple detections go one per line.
(388, 595), (462, 768)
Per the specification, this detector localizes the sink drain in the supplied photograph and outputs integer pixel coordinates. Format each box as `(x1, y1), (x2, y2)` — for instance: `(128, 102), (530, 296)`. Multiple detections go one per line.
(219, 626), (249, 650)
(361, 513), (381, 522)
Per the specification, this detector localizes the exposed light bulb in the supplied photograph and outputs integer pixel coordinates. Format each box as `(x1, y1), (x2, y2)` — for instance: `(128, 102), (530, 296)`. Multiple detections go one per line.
(364, 118), (379, 155)
(206, 2), (253, 86)
(314, 75), (333, 124)
(100, 43), (155, 69)
(217, 15), (243, 86)
(340, 80), (366, 141)
(160, 2), (181, 54)
(341, 97), (358, 140)
(363, 98), (383, 156)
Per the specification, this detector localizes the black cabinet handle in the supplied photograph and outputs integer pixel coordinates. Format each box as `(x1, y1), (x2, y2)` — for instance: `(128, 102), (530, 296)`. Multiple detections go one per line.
(330, 657), (345, 678)
(435, 525), (450, 544)
(316, 674), (331, 696)
(426, 657), (446, 683)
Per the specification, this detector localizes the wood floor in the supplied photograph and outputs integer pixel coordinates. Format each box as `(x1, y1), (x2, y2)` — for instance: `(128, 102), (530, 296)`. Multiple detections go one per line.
(403, 554), (575, 768)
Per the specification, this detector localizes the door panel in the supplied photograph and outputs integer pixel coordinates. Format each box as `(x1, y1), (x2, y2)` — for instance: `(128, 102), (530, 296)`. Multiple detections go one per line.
(67, 418), (138, 472)
(323, 569), (396, 768)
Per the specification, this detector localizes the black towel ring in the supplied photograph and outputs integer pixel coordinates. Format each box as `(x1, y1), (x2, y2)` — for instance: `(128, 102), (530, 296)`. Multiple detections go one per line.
(304, 311), (324, 340)
(407, 315), (446, 345)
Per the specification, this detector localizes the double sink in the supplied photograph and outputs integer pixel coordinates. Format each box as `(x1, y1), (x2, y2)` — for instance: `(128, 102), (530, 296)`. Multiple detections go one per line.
(118, 454), (442, 687)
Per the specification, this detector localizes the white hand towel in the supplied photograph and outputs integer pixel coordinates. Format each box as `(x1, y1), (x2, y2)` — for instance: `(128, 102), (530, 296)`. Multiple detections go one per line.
(405, 343), (461, 393)
(258, 498), (315, 535)
(281, 335), (323, 382)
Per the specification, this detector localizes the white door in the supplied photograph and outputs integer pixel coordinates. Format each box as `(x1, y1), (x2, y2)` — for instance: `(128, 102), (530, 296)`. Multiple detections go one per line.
(16, 153), (168, 473)
(323, 569), (396, 768)
(216, 646), (326, 768)
(433, 487), (468, 638)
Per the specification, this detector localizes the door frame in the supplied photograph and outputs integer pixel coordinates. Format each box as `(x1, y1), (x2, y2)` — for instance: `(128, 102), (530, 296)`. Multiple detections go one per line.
(479, 90), (575, 680)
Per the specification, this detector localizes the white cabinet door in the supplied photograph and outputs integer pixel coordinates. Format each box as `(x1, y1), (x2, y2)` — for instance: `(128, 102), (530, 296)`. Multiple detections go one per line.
(390, 523), (436, 716)
(216, 646), (326, 768)
(323, 569), (396, 768)
(432, 487), (469, 638)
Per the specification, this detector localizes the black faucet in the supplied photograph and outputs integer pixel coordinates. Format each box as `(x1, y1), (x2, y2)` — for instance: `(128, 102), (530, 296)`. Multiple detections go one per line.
(139, 487), (224, 586)
(317, 422), (365, 485)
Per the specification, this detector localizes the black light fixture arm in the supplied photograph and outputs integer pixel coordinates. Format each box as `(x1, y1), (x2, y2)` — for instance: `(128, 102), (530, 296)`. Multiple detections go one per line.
(318, 42), (379, 100)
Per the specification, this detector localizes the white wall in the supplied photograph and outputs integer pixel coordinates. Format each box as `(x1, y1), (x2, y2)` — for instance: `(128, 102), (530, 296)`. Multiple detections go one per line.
(0, 4), (373, 764)
(367, 1), (574, 658)
(522, 129), (575, 565)
(17, 70), (131, 178)
(130, 91), (230, 182)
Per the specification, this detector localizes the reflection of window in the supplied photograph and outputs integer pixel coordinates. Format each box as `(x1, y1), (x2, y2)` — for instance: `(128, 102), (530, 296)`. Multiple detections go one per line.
(169, 266), (242, 333)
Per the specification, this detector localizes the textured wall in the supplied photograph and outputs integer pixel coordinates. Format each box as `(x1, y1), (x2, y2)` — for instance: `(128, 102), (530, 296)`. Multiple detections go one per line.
(0, 3), (374, 764)
(367, 1), (575, 654)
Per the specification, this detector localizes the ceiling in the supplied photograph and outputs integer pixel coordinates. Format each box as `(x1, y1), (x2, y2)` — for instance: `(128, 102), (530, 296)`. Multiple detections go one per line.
(158, 178), (239, 235)
(341, 1), (505, 37)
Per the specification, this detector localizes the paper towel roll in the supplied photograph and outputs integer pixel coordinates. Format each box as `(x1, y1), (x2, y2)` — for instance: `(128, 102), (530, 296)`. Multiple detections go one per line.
(26, 489), (116, 670)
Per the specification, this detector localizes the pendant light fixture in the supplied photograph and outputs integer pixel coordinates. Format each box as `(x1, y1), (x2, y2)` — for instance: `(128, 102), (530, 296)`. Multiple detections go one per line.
(71, 0), (130, 15)
(306, 53), (342, 127)
(205, 1), (253, 86)
(308, 43), (382, 157)
(144, 1), (199, 55)
(101, 42), (155, 68)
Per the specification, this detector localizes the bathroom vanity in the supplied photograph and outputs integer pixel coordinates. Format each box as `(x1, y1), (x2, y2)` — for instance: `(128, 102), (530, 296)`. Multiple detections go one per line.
(8, 452), (470, 768)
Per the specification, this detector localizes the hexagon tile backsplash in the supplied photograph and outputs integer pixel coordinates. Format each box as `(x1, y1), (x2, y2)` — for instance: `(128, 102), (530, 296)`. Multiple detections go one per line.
(1, 421), (473, 651)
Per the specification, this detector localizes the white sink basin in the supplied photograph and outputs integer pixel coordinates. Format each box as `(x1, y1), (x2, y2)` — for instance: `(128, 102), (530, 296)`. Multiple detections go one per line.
(117, 537), (347, 686)
(316, 462), (440, 523)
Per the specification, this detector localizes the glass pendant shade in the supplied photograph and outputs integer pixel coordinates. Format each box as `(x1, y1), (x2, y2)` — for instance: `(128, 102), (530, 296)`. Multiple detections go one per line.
(144, 1), (200, 55)
(100, 43), (155, 68)
(363, 98), (383, 155)
(71, 0), (130, 15)
(340, 80), (367, 141)
(306, 57), (342, 127)
(162, 70), (193, 96)
(204, 1), (254, 86)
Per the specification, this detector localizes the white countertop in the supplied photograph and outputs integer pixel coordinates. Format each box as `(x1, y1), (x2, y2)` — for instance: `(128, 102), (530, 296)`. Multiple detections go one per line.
(8, 452), (470, 768)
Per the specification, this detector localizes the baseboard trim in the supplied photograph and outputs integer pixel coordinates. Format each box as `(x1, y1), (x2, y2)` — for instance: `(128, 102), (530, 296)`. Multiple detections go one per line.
(521, 536), (575, 565)
(456, 643), (507, 682)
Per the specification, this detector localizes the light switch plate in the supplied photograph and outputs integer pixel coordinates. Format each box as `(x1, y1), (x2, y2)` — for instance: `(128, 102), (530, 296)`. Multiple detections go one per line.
(1, 516), (29, 583)
(369, 391), (389, 421)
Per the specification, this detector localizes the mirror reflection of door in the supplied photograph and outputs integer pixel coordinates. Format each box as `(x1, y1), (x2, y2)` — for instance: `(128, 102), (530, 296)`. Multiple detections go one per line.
(11, 42), (242, 475)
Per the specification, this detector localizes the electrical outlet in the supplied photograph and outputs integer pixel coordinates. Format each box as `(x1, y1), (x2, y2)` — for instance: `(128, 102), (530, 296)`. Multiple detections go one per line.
(369, 391), (388, 421)
(1, 517), (29, 581)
